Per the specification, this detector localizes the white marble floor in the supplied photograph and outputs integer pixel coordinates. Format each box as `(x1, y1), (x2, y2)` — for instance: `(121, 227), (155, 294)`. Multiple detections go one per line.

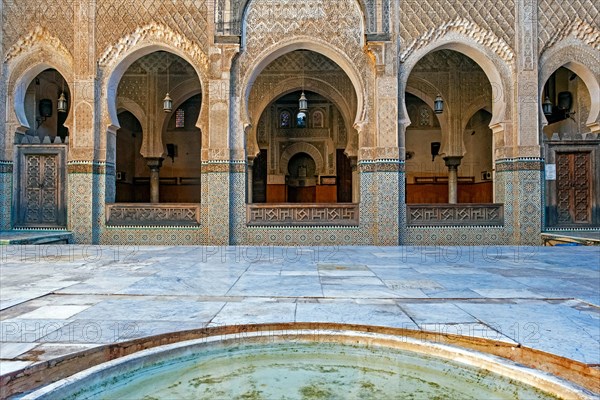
(1, 245), (599, 376)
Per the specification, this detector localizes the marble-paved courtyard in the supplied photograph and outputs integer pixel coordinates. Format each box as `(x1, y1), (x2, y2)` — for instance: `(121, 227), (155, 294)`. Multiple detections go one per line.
(1, 245), (599, 382)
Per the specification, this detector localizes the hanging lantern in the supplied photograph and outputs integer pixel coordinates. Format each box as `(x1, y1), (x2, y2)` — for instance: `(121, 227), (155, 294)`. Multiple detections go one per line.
(299, 91), (308, 112)
(163, 93), (173, 113)
(434, 94), (444, 114)
(542, 96), (553, 116)
(57, 92), (68, 113)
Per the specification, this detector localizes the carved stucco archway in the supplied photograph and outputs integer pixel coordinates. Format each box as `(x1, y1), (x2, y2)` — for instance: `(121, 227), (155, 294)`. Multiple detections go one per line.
(3, 30), (74, 158)
(400, 24), (514, 135)
(247, 76), (357, 160)
(240, 39), (368, 131)
(539, 40), (600, 134)
(280, 142), (325, 176)
(99, 24), (209, 142)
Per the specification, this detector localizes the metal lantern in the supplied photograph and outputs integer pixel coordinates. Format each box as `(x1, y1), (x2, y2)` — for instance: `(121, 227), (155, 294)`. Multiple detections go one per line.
(542, 96), (553, 116)
(434, 94), (444, 114)
(163, 93), (173, 113)
(57, 92), (68, 113)
(299, 91), (308, 112)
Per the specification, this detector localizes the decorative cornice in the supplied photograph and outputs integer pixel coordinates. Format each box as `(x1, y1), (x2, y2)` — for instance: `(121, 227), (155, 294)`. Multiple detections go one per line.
(400, 18), (514, 64)
(4, 26), (72, 63)
(0, 162), (14, 173)
(98, 22), (209, 70)
(201, 163), (246, 173)
(358, 160), (405, 173)
(67, 161), (115, 175)
(495, 158), (544, 172)
(542, 19), (600, 54)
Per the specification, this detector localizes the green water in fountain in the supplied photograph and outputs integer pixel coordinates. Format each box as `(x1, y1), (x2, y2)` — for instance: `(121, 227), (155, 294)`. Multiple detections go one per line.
(64, 341), (559, 400)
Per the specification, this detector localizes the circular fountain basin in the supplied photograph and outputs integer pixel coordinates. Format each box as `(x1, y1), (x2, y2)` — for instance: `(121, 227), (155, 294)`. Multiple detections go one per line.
(23, 329), (594, 400)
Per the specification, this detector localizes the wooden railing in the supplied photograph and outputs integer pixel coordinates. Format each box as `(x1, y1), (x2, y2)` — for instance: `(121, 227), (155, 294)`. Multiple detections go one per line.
(106, 203), (200, 226)
(247, 203), (359, 226)
(407, 204), (504, 226)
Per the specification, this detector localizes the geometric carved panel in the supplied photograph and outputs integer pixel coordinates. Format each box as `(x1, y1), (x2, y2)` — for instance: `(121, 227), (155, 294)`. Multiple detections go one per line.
(407, 204), (504, 226)
(106, 203), (201, 226)
(95, 0), (208, 58)
(247, 203), (359, 226)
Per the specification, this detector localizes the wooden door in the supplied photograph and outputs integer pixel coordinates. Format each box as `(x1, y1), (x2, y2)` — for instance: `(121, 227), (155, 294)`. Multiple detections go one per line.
(16, 147), (66, 228)
(556, 152), (592, 225)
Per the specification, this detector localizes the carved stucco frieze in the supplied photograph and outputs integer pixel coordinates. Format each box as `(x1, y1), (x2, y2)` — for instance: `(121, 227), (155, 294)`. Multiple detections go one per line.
(400, 19), (515, 65)
(541, 20), (600, 55)
(2, 1), (74, 57)
(98, 23), (209, 73)
(4, 26), (72, 63)
(237, 0), (372, 135)
(538, 0), (599, 54)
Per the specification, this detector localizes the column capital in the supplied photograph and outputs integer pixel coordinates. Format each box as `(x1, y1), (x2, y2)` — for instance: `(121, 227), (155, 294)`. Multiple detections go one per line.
(146, 157), (164, 171)
(443, 156), (463, 168)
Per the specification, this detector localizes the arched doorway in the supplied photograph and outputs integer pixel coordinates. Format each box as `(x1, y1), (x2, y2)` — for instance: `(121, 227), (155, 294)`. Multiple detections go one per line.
(405, 50), (494, 205)
(542, 66), (600, 227)
(114, 51), (202, 204)
(14, 68), (70, 228)
(247, 50), (357, 206)
(251, 90), (353, 204)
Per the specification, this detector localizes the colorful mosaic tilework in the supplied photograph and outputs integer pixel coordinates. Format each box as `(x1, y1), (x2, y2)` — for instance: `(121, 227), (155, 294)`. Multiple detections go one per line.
(0, 169), (13, 230)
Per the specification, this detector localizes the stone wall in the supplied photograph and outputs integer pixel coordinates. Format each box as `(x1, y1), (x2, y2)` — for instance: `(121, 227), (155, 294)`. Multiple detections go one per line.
(1, 0), (598, 244)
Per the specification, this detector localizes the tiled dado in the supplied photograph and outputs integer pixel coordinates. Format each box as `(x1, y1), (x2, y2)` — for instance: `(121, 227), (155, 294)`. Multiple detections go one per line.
(0, 162), (13, 230)
(495, 158), (544, 245)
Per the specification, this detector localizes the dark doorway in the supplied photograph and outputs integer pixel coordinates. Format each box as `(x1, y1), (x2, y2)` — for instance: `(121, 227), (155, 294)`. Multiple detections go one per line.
(336, 149), (352, 202)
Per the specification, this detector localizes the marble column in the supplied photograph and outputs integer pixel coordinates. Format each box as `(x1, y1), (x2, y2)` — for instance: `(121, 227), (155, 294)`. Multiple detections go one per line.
(444, 156), (463, 204)
(146, 157), (163, 203)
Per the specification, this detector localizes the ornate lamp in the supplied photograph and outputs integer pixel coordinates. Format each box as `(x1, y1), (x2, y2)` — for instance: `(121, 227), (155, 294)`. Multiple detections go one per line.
(163, 93), (173, 113)
(542, 96), (553, 116)
(299, 91), (308, 112)
(434, 94), (444, 114)
(163, 54), (173, 113)
(57, 78), (68, 113)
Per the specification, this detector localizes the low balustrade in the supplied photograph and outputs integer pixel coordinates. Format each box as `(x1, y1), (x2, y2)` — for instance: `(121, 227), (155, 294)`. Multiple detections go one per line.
(247, 203), (359, 226)
(106, 203), (200, 227)
(407, 204), (504, 227)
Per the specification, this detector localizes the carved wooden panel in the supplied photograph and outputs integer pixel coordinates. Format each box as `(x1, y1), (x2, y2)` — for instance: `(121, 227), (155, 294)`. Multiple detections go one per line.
(106, 203), (201, 226)
(16, 146), (66, 228)
(407, 204), (504, 226)
(247, 204), (359, 226)
(556, 152), (592, 224)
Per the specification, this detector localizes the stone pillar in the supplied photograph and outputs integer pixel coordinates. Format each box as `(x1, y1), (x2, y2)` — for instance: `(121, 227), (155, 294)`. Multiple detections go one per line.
(146, 158), (163, 203)
(511, 0), (543, 244)
(444, 156), (463, 204)
(204, 42), (240, 245)
(68, 0), (101, 244)
(367, 39), (401, 245)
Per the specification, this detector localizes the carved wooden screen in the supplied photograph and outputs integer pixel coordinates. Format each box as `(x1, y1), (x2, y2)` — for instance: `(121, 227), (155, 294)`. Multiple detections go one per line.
(16, 146), (67, 228)
(556, 152), (592, 225)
